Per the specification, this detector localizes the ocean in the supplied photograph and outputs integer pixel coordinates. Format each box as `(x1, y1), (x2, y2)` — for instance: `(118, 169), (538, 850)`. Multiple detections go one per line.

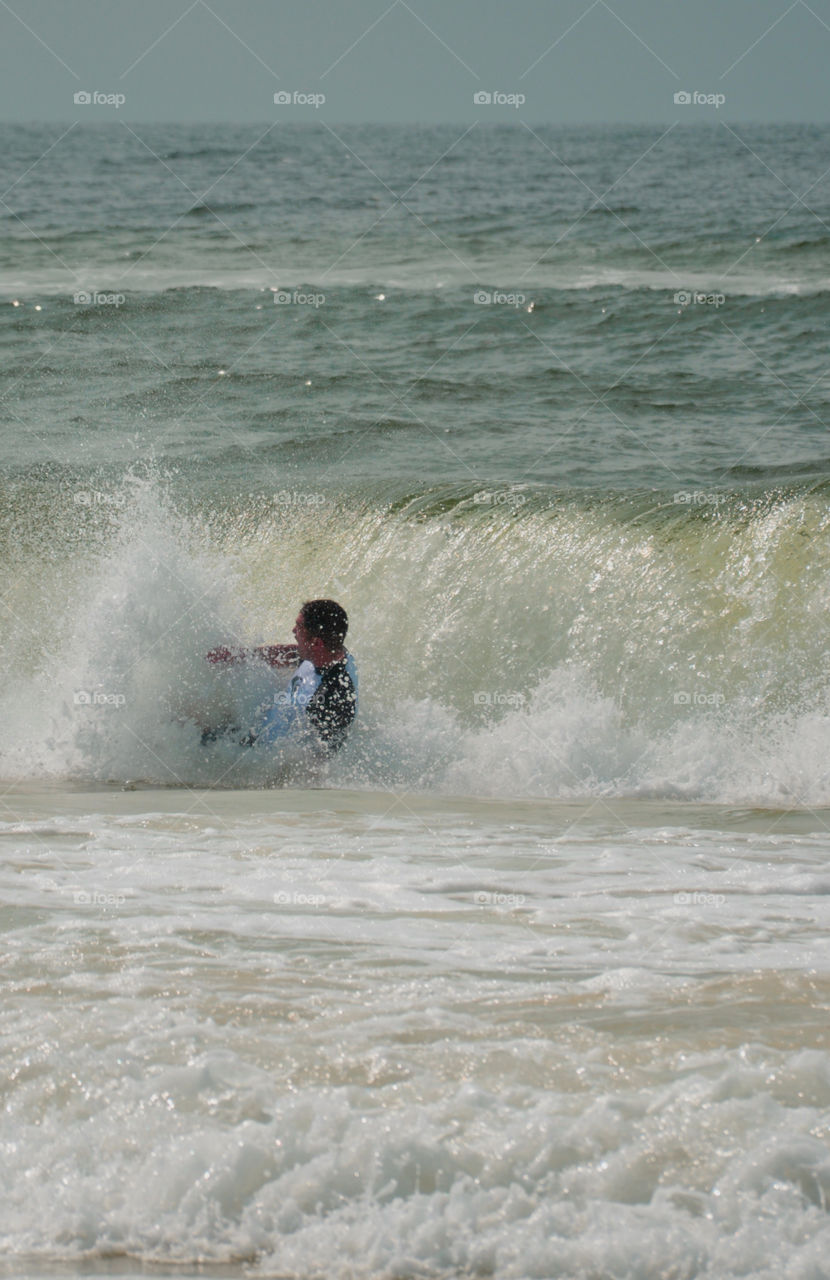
(2, 121), (830, 1279)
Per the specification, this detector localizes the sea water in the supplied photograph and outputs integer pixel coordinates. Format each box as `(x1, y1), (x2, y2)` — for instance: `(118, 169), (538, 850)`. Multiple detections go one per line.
(2, 123), (830, 1279)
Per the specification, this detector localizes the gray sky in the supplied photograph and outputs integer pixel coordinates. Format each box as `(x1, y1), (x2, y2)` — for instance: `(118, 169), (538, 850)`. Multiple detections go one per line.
(0, 0), (828, 122)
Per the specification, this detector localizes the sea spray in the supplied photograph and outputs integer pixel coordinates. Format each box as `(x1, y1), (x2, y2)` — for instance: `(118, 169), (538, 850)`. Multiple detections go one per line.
(3, 477), (830, 801)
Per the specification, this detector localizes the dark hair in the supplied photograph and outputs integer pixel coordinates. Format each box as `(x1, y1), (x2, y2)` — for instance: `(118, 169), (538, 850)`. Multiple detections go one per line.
(300, 599), (348, 648)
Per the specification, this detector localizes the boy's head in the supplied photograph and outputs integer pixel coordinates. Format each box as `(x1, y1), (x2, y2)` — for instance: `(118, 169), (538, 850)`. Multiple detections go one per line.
(294, 599), (348, 662)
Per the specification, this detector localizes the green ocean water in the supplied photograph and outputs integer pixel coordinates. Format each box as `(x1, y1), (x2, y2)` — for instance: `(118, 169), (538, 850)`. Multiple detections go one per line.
(3, 123), (830, 1280)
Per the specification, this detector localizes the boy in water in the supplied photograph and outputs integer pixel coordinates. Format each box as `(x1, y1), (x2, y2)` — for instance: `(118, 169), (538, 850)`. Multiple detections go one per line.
(206, 599), (357, 754)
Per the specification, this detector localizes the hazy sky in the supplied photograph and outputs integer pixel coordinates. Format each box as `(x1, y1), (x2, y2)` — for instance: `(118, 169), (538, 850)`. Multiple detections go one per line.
(0, 0), (827, 123)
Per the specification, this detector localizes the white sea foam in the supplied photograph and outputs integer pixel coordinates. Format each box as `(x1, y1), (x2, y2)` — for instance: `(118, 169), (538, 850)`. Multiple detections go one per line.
(2, 787), (830, 1279)
(3, 265), (827, 297)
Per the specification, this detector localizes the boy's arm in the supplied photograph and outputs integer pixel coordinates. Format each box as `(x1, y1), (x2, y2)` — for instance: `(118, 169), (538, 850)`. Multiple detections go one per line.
(253, 644), (300, 668)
